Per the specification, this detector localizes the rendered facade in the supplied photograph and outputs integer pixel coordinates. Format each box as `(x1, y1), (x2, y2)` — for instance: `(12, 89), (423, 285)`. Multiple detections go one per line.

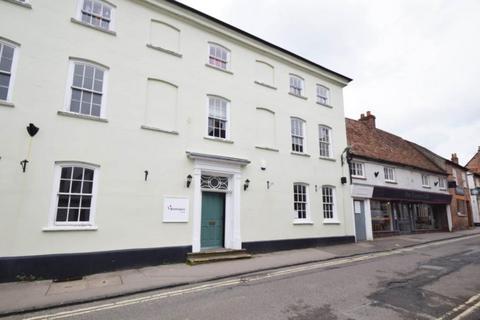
(0, 0), (354, 281)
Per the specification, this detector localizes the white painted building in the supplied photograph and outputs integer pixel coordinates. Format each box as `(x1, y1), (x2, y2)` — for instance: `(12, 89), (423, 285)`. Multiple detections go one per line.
(0, 0), (354, 281)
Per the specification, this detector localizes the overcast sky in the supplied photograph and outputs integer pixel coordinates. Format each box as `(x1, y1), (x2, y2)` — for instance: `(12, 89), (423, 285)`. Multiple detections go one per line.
(178, 0), (480, 165)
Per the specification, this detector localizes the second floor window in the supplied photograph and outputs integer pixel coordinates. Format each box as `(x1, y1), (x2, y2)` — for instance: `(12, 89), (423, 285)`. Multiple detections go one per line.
(0, 41), (16, 101)
(316, 84), (330, 105)
(350, 162), (365, 178)
(384, 167), (396, 182)
(318, 125), (332, 158)
(291, 118), (305, 153)
(69, 61), (106, 117)
(438, 177), (446, 189)
(208, 96), (229, 139)
(208, 43), (230, 70)
(422, 175), (429, 187)
(289, 74), (304, 96)
(80, 0), (113, 31)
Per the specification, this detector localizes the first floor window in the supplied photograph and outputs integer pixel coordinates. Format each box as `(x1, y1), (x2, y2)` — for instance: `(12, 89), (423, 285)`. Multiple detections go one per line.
(80, 0), (113, 31)
(54, 164), (97, 224)
(350, 162), (364, 178)
(291, 117), (305, 152)
(316, 84), (329, 105)
(208, 96), (229, 138)
(0, 40), (16, 101)
(422, 174), (429, 187)
(69, 61), (106, 117)
(293, 183), (308, 220)
(289, 74), (304, 96)
(322, 186), (336, 220)
(438, 177), (446, 189)
(318, 125), (332, 158)
(208, 43), (230, 70)
(384, 167), (396, 182)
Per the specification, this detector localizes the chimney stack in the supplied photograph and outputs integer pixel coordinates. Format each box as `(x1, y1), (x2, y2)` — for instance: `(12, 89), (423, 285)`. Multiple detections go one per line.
(359, 111), (376, 129)
(451, 153), (459, 164)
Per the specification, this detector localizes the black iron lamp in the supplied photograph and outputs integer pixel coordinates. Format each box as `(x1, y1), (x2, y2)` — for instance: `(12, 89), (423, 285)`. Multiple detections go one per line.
(20, 123), (39, 173)
(186, 174), (192, 188)
(244, 179), (250, 191)
(144, 170), (149, 181)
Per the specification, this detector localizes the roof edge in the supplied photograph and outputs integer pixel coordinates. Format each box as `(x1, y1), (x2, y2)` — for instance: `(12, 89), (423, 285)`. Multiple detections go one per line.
(350, 154), (447, 175)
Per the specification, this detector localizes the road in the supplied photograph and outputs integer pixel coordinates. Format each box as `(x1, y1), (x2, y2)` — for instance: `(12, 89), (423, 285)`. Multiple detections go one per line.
(6, 235), (480, 320)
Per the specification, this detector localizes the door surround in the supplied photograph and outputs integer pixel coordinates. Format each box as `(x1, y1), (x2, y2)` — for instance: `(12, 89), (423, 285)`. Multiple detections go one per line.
(187, 152), (250, 253)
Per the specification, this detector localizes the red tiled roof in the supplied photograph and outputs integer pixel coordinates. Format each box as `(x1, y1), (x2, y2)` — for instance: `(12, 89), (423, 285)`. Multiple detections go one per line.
(346, 118), (445, 174)
(466, 150), (480, 174)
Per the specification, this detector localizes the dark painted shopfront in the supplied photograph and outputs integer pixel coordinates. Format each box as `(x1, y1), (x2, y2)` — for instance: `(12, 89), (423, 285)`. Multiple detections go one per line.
(370, 186), (452, 236)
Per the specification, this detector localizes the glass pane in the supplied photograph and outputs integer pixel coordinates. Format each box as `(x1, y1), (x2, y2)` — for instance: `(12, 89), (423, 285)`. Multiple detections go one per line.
(81, 196), (92, 208)
(81, 102), (91, 115)
(71, 89), (81, 102)
(83, 0), (93, 11)
(71, 181), (82, 193)
(82, 181), (93, 193)
(70, 195), (81, 208)
(0, 73), (10, 86)
(80, 209), (90, 222)
(0, 86), (7, 100)
(68, 208), (79, 222)
(70, 100), (80, 113)
(93, 1), (102, 14)
(83, 68), (94, 90)
(59, 180), (71, 193)
(93, 79), (103, 92)
(74, 64), (84, 76)
(57, 195), (70, 207)
(61, 167), (72, 179)
(2, 45), (14, 60)
(92, 16), (101, 26)
(73, 74), (83, 88)
(102, 6), (111, 18)
(73, 167), (84, 180)
(56, 209), (68, 222)
(92, 93), (102, 105)
(91, 105), (101, 117)
(84, 168), (94, 181)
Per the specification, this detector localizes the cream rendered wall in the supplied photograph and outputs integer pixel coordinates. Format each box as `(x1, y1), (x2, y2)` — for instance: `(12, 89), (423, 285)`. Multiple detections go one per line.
(352, 160), (449, 194)
(0, 0), (353, 257)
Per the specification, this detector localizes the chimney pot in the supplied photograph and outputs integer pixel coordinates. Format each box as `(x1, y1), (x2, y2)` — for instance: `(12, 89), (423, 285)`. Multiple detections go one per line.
(366, 111), (371, 116)
(478, 146), (480, 152)
(359, 111), (376, 129)
(451, 153), (459, 164)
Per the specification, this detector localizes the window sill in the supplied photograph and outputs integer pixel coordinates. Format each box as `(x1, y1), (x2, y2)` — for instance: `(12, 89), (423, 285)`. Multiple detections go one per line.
(254, 81), (277, 90)
(352, 176), (366, 180)
(205, 63), (233, 75)
(457, 213), (467, 217)
(291, 151), (310, 158)
(385, 180), (397, 184)
(141, 125), (179, 135)
(288, 92), (308, 100)
(71, 18), (117, 36)
(316, 102), (333, 108)
(319, 156), (336, 162)
(58, 110), (108, 123)
(293, 220), (314, 225)
(439, 188), (447, 191)
(255, 146), (279, 152)
(0, 100), (15, 108)
(422, 186), (431, 189)
(43, 226), (98, 232)
(146, 44), (182, 58)
(204, 136), (234, 144)
(323, 220), (341, 225)
(2, 0), (32, 8)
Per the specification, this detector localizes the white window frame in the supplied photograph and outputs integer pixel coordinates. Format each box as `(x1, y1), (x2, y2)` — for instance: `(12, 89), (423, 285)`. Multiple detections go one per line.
(293, 182), (311, 224)
(64, 58), (109, 119)
(207, 42), (231, 71)
(0, 37), (20, 103)
(289, 74), (304, 97)
(350, 161), (365, 178)
(384, 167), (396, 182)
(316, 84), (330, 105)
(46, 161), (100, 231)
(438, 177), (446, 190)
(322, 185), (338, 223)
(421, 174), (430, 188)
(318, 125), (333, 159)
(206, 95), (230, 140)
(75, 0), (116, 32)
(291, 117), (306, 153)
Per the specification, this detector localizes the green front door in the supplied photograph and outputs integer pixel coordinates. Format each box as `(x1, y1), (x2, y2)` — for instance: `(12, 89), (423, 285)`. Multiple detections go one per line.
(201, 192), (225, 249)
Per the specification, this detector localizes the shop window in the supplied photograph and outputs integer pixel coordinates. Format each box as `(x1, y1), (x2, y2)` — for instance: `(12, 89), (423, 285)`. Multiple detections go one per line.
(370, 200), (393, 232)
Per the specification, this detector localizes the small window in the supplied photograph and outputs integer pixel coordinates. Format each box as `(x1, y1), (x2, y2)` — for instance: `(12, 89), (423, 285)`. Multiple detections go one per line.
(53, 164), (98, 226)
(318, 125), (332, 158)
(207, 96), (229, 139)
(0, 40), (18, 102)
(316, 84), (330, 105)
(291, 117), (305, 153)
(208, 43), (230, 70)
(79, 0), (114, 31)
(350, 162), (365, 178)
(384, 167), (396, 182)
(457, 200), (466, 216)
(289, 74), (304, 96)
(68, 60), (107, 117)
(422, 175), (429, 187)
(293, 183), (309, 220)
(438, 177), (446, 189)
(322, 186), (336, 220)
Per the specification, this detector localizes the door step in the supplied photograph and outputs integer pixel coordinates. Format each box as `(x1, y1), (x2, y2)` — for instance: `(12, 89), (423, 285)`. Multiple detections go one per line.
(186, 249), (252, 265)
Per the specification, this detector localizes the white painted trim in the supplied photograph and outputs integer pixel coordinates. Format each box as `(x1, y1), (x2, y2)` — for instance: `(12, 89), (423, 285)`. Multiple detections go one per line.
(353, 198), (373, 240)
(0, 38), (20, 103)
(191, 159), (242, 252)
(207, 41), (231, 71)
(75, 0), (116, 32)
(321, 185), (338, 222)
(205, 95), (231, 140)
(292, 182), (311, 223)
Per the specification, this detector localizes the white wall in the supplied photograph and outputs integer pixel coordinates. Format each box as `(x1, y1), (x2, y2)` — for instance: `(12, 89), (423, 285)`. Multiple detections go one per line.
(467, 173), (480, 224)
(0, 0), (353, 257)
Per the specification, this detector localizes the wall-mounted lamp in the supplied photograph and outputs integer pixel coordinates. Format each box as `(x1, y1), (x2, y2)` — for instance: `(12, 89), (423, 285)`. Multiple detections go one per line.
(27, 123), (39, 137)
(186, 174), (192, 188)
(244, 179), (250, 191)
(144, 170), (149, 181)
(434, 181), (439, 186)
(341, 177), (347, 184)
(20, 159), (29, 173)
(374, 171), (379, 177)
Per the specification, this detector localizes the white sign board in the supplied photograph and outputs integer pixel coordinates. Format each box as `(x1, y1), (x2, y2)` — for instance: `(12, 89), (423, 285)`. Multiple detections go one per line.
(163, 197), (189, 223)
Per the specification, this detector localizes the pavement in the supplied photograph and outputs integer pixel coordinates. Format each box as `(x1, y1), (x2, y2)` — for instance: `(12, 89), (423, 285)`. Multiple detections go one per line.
(1, 228), (479, 317)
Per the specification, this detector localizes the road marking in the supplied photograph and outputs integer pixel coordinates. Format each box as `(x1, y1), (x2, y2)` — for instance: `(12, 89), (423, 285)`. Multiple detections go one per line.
(23, 234), (480, 320)
(437, 292), (480, 320)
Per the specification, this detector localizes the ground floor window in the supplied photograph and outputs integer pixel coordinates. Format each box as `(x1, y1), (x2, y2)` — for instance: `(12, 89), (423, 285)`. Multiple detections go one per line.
(414, 204), (435, 230)
(371, 200), (393, 232)
(457, 199), (467, 216)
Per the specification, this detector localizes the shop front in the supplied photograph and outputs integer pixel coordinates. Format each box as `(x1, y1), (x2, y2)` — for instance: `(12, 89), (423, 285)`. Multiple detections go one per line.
(370, 186), (451, 237)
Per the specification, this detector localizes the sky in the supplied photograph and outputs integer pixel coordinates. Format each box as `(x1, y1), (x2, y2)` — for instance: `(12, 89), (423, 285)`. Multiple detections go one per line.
(177, 0), (480, 165)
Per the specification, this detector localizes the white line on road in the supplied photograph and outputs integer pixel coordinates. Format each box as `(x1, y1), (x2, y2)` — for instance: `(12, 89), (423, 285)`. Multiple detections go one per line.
(23, 234), (480, 320)
(437, 292), (480, 320)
